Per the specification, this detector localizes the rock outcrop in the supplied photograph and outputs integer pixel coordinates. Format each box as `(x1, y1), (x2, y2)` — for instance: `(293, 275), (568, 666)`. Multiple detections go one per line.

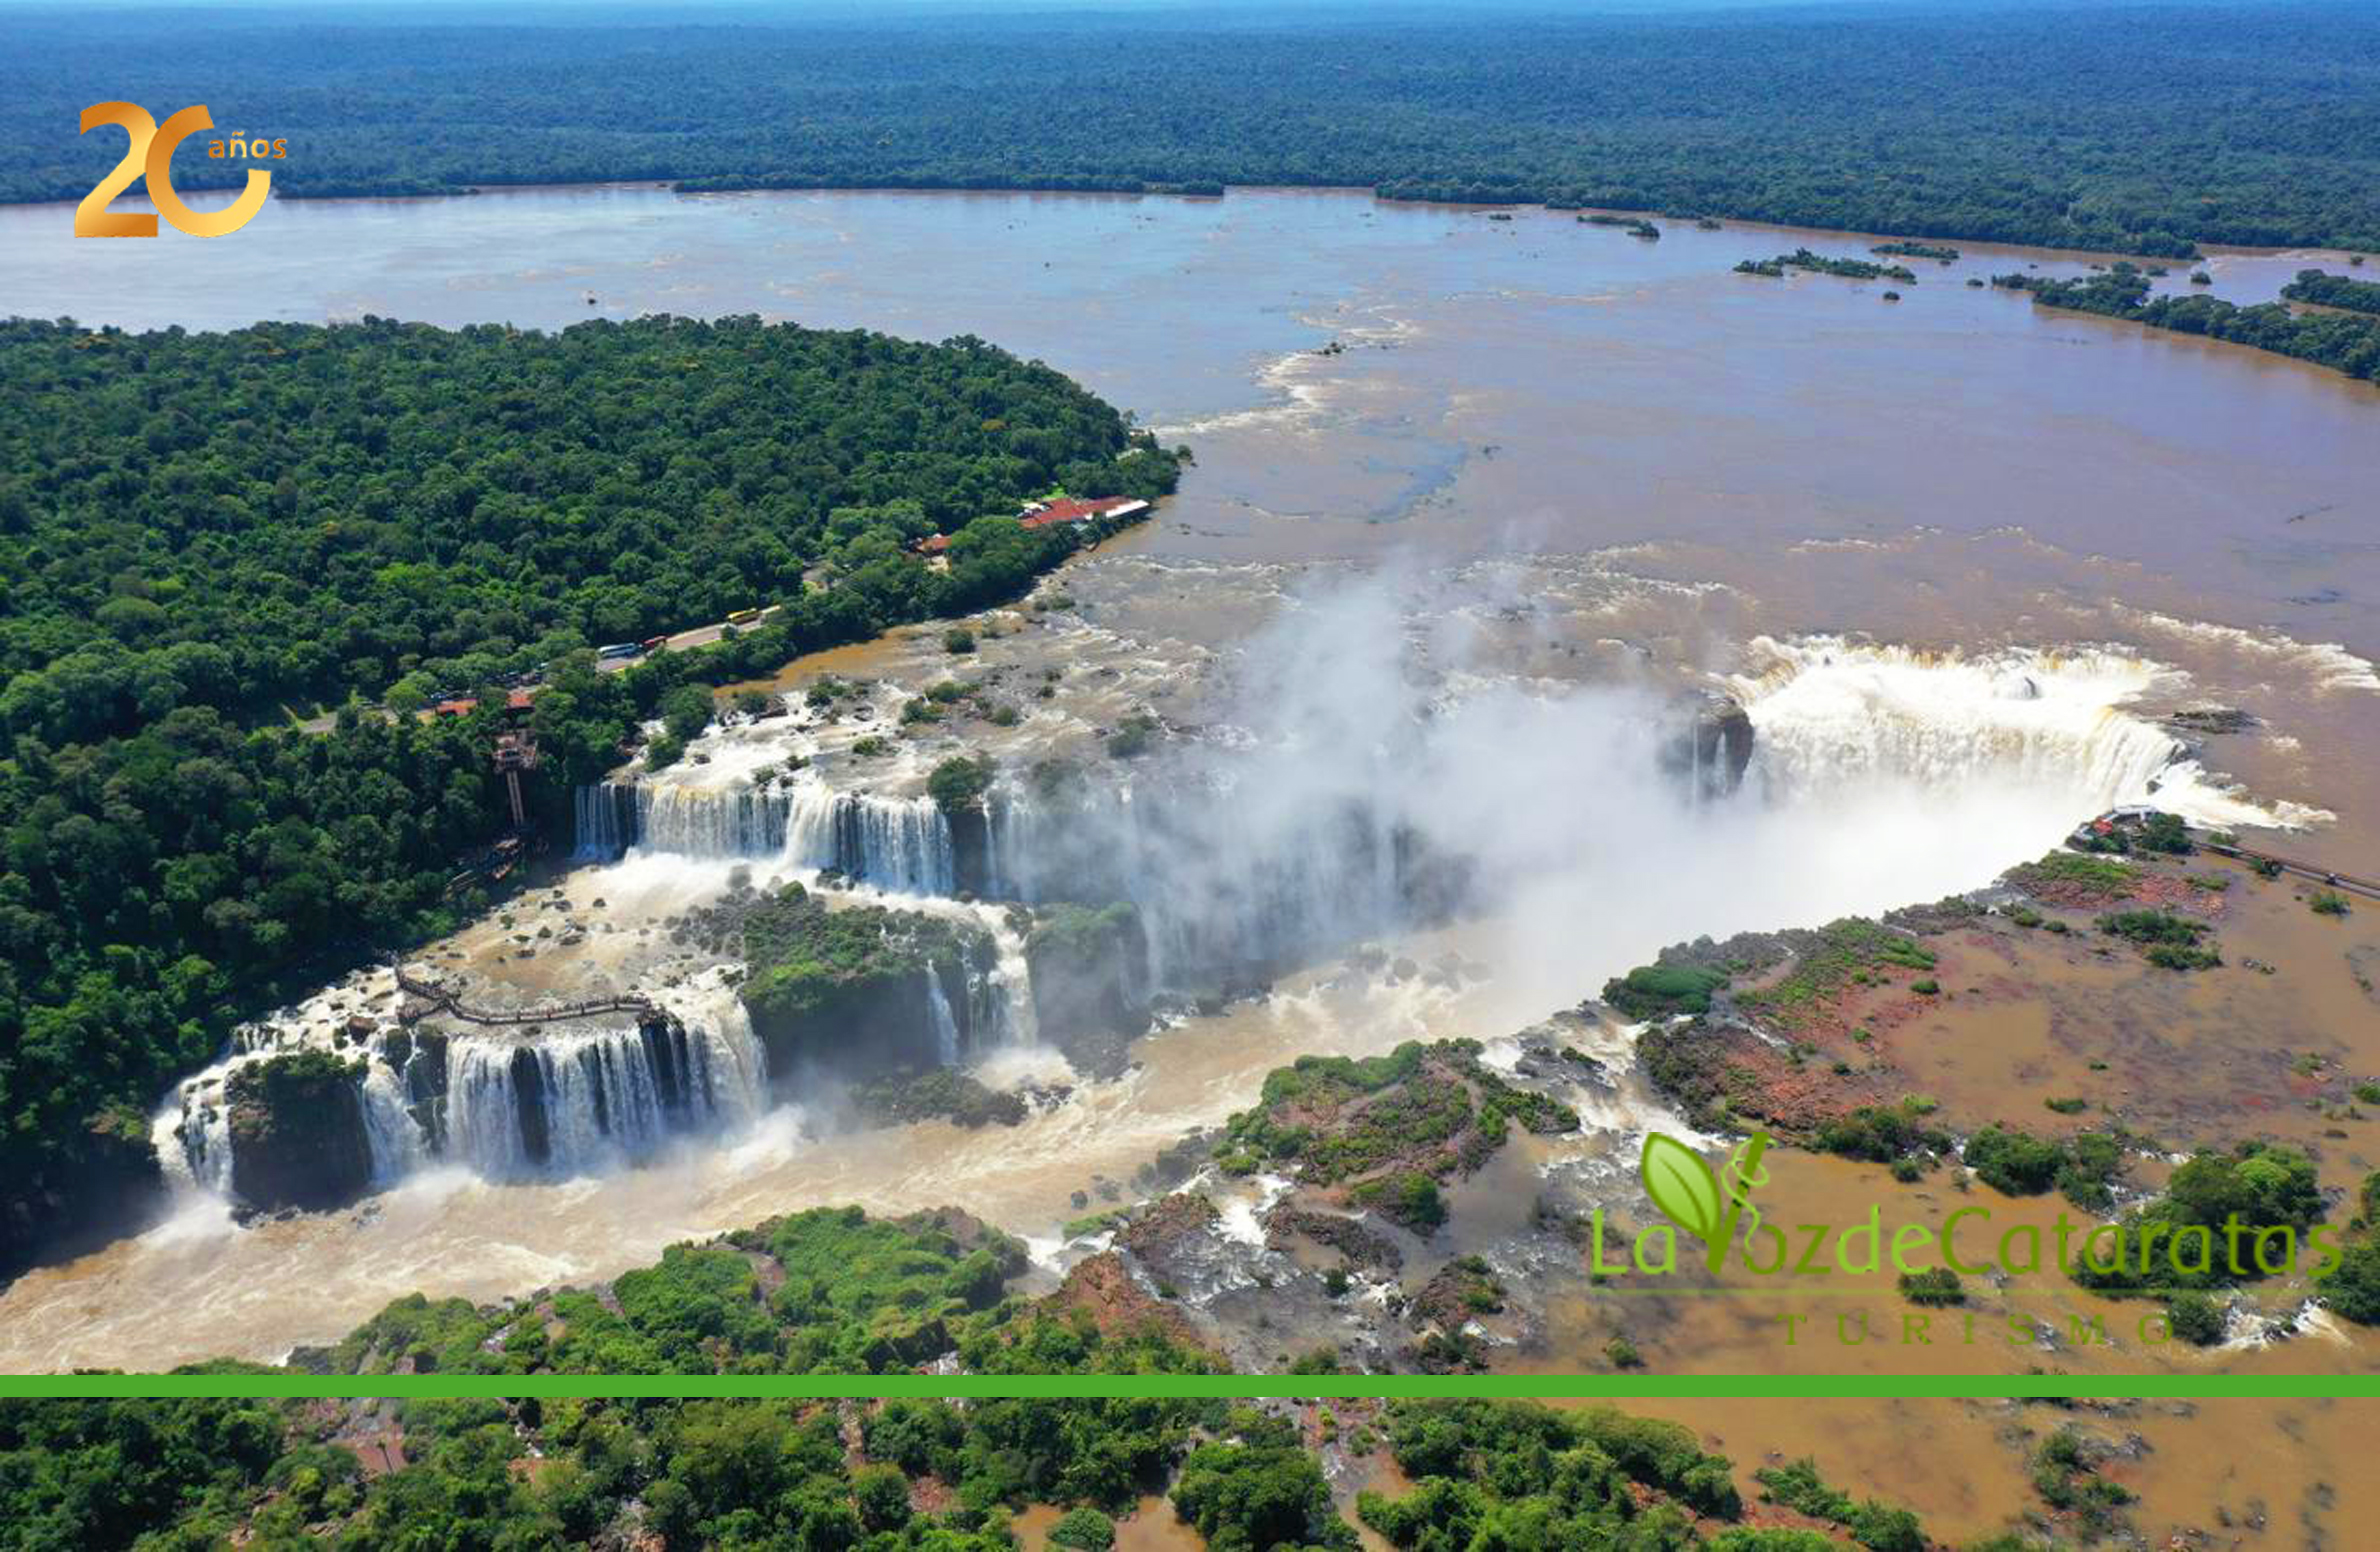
(735, 883), (996, 1084)
(226, 1051), (373, 1211)
(0, 1108), (165, 1280)
(1025, 902), (1149, 1074)
(1661, 692), (1756, 799)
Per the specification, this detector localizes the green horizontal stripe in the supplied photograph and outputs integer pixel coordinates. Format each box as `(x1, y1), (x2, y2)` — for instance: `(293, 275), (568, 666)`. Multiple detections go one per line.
(4, 1374), (2375, 1400)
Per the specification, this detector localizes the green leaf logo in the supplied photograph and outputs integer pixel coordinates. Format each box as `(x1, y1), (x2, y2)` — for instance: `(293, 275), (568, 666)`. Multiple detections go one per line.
(1640, 1132), (1725, 1243)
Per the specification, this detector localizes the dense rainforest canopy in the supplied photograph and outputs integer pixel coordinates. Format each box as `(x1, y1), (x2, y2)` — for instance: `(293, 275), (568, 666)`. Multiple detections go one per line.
(6, 3), (2379, 256)
(0, 314), (1172, 732)
(0, 314), (1180, 1270)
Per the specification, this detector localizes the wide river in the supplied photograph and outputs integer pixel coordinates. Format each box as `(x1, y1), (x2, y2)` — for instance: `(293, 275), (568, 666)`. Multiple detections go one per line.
(1, 184), (2376, 1373)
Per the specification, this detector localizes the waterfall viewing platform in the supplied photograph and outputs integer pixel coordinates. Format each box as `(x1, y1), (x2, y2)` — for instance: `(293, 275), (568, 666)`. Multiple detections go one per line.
(391, 962), (666, 1028)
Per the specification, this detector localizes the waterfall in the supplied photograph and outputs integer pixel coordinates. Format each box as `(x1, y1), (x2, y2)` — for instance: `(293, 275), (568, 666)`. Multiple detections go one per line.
(833, 794), (956, 894)
(984, 917), (1038, 1046)
(926, 973), (961, 1066)
(574, 778), (957, 893)
(433, 1016), (766, 1179)
(167, 1002), (774, 1198)
(1737, 641), (2183, 813)
(360, 1061), (424, 1185)
(1728, 637), (2319, 832)
(583, 764), (1428, 991)
(986, 778), (1428, 990)
(573, 784), (633, 861)
(157, 1084), (232, 1199)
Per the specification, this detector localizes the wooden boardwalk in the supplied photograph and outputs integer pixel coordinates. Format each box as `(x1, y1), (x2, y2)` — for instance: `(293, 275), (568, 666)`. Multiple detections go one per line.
(2202, 841), (2380, 902)
(392, 963), (664, 1027)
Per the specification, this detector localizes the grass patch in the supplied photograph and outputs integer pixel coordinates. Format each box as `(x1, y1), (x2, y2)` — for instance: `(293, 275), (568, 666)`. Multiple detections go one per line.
(1736, 919), (1935, 1027)
(2009, 851), (2139, 901)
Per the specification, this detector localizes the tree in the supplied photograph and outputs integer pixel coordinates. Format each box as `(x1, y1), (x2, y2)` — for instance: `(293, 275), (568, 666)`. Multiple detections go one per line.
(661, 685), (716, 743)
(928, 756), (996, 816)
(854, 1464), (913, 1531)
(1173, 1418), (1358, 1552)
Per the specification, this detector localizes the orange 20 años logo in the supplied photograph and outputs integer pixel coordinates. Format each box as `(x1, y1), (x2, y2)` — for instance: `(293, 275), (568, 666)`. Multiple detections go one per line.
(76, 103), (276, 238)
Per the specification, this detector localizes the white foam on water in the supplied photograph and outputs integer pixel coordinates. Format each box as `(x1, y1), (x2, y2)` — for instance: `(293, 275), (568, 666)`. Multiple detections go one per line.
(1732, 635), (2329, 832)
(2111, 606), (2380, 695)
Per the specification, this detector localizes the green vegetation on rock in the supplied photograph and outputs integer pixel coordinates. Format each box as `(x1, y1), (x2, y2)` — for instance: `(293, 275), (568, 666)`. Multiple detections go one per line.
(1741, 249), (1918, 283)
(1219, 1040), (1576, 1229)
(737, 884), (989, 1072)
(222, 1049), (372, 1212)
(1173, 1410), (1357, 1552)
(1815, 1099), (1951, 1168)
(2007, 851), (2140, 902)
(1601, 962), (1731, 1020)
(1872, 241), (1960, 262)
(1357, 1399), (1773, 1547)
(1735, 919), (1935, 1029)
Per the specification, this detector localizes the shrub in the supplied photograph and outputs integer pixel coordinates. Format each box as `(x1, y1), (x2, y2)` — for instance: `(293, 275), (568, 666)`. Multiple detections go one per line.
(1602, 962), (1732, 1019)
(661, 683), (716, 742)
(2329, 1241), (2380, 1325)
(926, 755), (995, 815)
(1898, 1267), (1964, 1306)
(942, 627), (976, 654)
(2164, 1290), (2224, 1345)
(1816, 1102), (1948, 1164)
(853, 1464), (912, 1531)
(1353, 1171), (1446, 1233)
(2311, 890), (2351, 917)
(1105, 711), (1160, 758)
(2097, 909), (2205, 946)
(1966, 1125), (2064, 1195)
(1048, 1506), (1117, 1551)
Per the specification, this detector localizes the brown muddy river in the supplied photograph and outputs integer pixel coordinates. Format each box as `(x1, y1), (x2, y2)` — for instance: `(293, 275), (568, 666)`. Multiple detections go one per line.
(2, 185), (2377, 1440)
